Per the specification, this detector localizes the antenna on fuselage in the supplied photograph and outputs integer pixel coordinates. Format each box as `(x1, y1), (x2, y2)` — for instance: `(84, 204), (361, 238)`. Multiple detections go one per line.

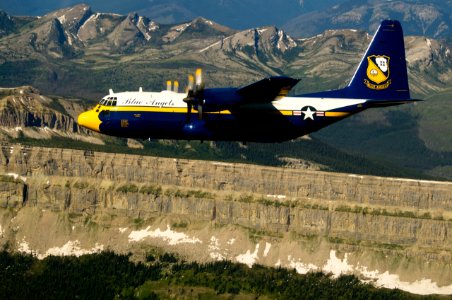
(109, 89), (114, 95)
(139, 87), (143, 92)
(173, 81), (179, 93)
(166, 80), (172, 91)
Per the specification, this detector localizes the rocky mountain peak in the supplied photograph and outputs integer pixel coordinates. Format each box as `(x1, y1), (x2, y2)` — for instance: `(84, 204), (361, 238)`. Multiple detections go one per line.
(44, 4), (93, 35)
(203, 26), (297, 56)
(0, 10), (15, 37)
(130, 14), (161, 42)
(190, 17), (232, 33)
(76, 12), (123, 43)
(106, 13), (159, 49)
(406, 37), (451, 65)
(256, 26), (298, 53)
(27, 18), (69, 57)
(162, 16), (234, 43)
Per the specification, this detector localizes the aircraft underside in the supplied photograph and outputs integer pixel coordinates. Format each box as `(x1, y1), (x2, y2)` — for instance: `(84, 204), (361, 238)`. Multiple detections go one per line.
(98, 109), (351, 142)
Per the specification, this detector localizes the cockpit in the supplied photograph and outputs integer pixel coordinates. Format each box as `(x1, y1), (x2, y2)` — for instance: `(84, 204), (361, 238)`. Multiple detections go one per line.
(99, 96), (117, 107)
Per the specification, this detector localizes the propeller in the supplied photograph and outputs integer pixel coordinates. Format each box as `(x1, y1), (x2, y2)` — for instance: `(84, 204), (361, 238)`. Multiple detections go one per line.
(184, 74), (194, 123)
(183, 68), (205, 123)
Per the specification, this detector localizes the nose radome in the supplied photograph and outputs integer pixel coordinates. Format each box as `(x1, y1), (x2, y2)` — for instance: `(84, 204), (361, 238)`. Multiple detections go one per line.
(77, 110), (101, 132)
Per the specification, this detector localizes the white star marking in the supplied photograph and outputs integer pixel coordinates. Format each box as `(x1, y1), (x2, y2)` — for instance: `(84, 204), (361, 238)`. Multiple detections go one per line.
(302, 107), (315, 120)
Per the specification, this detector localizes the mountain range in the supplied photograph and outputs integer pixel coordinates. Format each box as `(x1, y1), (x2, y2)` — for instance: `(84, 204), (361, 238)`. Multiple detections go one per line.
(1, 0), (451, 37)
(0, 4), (451, 179)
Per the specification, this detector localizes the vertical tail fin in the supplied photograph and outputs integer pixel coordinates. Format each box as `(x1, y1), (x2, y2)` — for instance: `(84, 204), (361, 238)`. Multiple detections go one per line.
(302, 20), (412, 102)
(347, 20), (410, 100)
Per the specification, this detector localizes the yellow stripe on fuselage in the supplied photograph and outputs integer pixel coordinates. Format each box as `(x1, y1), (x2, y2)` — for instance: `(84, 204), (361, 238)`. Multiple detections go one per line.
(101, 106), (231, 114)
(101, 106), (294, 115)
(97, 106), (349, 117)
(278, 110), (293, 116)
(324, 112), (350, 117)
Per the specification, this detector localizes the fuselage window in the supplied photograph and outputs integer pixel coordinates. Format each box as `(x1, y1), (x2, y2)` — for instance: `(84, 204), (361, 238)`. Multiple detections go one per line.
(112, 100), (117, 106)
(107, 100), (113, 106)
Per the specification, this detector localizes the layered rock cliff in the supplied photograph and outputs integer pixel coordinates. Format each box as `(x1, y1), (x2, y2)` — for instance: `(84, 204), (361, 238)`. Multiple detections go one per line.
(0, 144), (451, 294)
(0, 86), (103, 144)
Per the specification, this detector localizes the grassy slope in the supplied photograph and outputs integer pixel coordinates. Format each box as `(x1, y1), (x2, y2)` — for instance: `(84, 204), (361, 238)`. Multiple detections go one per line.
(314, 101), (452, 179)
(418, 88), (452, 152)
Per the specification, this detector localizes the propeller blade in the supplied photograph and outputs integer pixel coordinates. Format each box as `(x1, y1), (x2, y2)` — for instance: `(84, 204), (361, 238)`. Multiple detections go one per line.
(184, 68), (205, 122)
(184, 74), (196, 123)
(188, 74), (194, 91)
(195, 68), (202, 87)
(197, 101), (203, 120)
(183, 75), (194, 103)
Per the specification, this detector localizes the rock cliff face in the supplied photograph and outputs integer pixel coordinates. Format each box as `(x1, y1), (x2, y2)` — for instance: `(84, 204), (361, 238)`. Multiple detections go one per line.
(0, 87), (104, 144)
(0, 144), (451, 294)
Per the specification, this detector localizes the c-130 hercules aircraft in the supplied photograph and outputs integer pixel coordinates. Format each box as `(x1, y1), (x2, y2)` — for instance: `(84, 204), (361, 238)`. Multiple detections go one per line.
(78, 20), (419, 142)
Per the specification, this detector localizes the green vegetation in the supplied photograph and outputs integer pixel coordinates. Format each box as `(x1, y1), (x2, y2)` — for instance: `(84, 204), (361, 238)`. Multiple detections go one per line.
(172, 221), (188, 228)
(117, 183), (139, 193)
(0, 250), (424, 299)
(418, 88), (452, 152)
(334, 205), (440, 220)
(73, 181), (89, 189)
(257, 197), (293, 208)
(0, 175), (22, 183)
(315, 107), (452, 180)
(238, 194), (254, 203)
(303, 203), (329, 211)
(327, 237), (406, 251)
(139, 185), (162, 197)
(83, 216), (98, 230)
(133, 217), (145, 227)
(164, 188), (214, 199)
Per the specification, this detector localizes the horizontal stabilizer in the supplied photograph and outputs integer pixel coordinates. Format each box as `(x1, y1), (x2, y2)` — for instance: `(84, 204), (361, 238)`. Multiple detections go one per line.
(365, 98), (423, 108)
(237, 76), (300, 103)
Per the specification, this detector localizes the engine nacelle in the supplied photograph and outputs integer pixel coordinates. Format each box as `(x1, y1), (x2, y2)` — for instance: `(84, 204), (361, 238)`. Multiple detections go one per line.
(201, 88), (242, 112)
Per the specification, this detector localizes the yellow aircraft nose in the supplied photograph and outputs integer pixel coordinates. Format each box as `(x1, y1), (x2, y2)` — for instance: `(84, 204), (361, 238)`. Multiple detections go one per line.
(77, 109), (101, 132)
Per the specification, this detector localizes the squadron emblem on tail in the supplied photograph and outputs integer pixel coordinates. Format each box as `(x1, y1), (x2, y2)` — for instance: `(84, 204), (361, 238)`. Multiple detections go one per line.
(365, 55), (391, 90)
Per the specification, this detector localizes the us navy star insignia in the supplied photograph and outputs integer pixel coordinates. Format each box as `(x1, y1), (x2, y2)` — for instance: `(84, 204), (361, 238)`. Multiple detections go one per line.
(301, 106), (316, 120)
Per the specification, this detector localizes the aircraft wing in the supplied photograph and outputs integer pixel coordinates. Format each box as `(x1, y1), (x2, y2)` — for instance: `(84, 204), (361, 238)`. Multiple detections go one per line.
(236, 76), (300, 104)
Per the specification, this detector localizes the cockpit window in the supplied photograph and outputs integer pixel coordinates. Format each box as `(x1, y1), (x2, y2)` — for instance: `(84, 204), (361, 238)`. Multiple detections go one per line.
(99, 97), (118, 106)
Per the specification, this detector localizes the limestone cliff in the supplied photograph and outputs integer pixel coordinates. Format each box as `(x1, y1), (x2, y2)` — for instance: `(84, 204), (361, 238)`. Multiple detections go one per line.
(0, 144), (451, 295)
